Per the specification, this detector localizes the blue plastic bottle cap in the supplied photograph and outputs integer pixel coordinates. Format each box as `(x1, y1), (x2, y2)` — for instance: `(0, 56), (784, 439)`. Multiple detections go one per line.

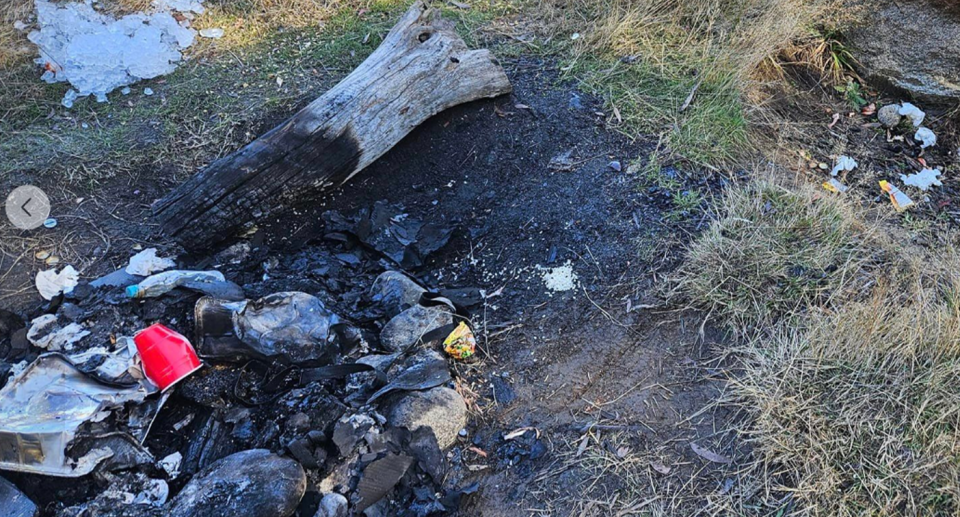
(125, 285), (140, 298)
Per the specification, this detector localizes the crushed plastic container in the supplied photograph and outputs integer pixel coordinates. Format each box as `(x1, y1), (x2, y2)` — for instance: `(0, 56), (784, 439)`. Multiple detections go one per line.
(126, 270), (243, 300)
(134, 323), (202, 390)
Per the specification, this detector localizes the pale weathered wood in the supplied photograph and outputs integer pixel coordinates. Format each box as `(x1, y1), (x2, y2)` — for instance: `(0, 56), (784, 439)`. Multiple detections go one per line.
(154, 1), (512, 249)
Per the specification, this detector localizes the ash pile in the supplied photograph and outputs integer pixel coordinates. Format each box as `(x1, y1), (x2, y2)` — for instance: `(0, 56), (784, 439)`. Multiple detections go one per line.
(0, 203), (484, 517)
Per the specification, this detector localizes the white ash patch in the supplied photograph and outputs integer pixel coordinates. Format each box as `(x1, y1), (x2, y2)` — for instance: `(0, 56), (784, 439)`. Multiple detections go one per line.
(537, 261), (578, 292)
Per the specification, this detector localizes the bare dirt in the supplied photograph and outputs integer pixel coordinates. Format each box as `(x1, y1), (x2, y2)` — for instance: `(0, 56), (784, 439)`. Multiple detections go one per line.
(1, 58), (736, 515)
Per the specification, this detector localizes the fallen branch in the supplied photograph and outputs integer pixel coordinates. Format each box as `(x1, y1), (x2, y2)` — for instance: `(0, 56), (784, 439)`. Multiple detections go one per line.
(154, 1), (512, 250)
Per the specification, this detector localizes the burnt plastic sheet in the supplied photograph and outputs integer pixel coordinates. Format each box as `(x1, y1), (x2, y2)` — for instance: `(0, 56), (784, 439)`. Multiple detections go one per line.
(0, 354), (160, 477)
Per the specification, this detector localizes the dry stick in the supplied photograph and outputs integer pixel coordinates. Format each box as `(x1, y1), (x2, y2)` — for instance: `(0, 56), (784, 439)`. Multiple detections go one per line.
(679, 76), (704, 113)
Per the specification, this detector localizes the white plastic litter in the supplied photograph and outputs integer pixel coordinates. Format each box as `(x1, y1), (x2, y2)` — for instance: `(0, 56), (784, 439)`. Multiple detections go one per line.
(28, 0), (204, 107)
(900, 167), (943, 191)
(144, 87), (155, 96)
(158, 452), (183, 479)
(125, 248), (176, 276)
(831, 155), (858, 177)
(898, 102), (926, 127)
(26, 314), (90, 351)
(35, 265), (79, 300)
(915, 127), (937, 149)
(199, 28), (223, 39)
(13, 21), (28, 31)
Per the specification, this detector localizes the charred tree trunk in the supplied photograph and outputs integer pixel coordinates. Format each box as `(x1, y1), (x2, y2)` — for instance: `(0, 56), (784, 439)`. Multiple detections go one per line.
(153, 1), (511, 250)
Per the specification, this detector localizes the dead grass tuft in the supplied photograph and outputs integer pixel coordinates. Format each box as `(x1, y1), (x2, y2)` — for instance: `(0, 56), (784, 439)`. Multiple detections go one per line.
(675, 177), (881, 330)
(720, 257), (960, 515)
(679, 178), (960, 515)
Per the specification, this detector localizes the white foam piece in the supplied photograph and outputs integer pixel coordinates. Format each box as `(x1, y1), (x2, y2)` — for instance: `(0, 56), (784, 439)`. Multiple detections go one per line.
(28, 0), (203, 107)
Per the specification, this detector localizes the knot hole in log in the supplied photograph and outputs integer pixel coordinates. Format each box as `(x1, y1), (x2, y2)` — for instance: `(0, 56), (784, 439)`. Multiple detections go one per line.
(418, 31), (432, 42)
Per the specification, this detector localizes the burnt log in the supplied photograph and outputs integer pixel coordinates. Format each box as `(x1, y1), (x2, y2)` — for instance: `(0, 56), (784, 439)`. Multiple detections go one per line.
(154, 1), (512, 250)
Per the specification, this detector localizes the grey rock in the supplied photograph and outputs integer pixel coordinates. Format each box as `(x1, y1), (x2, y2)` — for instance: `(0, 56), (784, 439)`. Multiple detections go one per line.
(0, 476), (37, 517)
(314, 492), (348, 517)
(379, 305), (452, 352)
(371, 271), (425, 318)
(877, 103), (902, 127)
(846, 0), (960, 104)
(384, 387), (467, 449)
(165, 449), (305, 517)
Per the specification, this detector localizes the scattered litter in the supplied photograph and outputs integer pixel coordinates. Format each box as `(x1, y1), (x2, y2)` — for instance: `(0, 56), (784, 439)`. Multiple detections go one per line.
(861, 103), (876, 116)
(443, 321), (476, 360)
(356, 453), (414, 512)
(13, 20), (28, 31)
(828, 112), (840, 128)
(830, 155), (857, 177)
(28, 0), (200, 106)
(900, 167), (943, 191)
(194, 292), (340, 364)
(0, 353), (160, 476)
(198, 28), (224, 39)
(368, 350), (452, 403)
(822, 178), (849, 194)
(121, 86), (131, 95)
(158, 452), (182, 479)
(126, 269), (243, 300)
(26, 314), (90, 351)
(134, 323), (202, 391)
(504, 426), (540, 441)
(125, 247), (176, 276)
(144, 87), (155, 96)
(690, 442), (731, 464)
(915, 127), (937, 148)
(879, 180), (915, 211)
(43, 217), (57, 228)
(608, 160), (622, 172)
(35, 264), (79, 300)
(323, 202), (456, 269)
(538, 261), (578, 292)
(34, 250), (50, 260)
(898, 102), (925, 127)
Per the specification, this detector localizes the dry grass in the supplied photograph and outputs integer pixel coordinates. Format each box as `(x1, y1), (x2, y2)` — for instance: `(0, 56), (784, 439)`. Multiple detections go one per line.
(679, 178), (960, 515)
(676, 177), (882, 330)
(724, 260), (960, 516)
(524, 0), (844, 166)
